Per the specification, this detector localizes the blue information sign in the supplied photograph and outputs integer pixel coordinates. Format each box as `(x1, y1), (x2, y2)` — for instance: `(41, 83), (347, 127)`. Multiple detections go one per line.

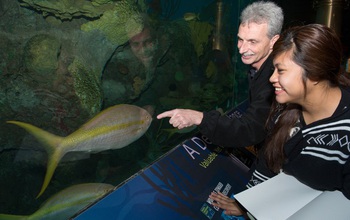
(73, 133), (249, 220)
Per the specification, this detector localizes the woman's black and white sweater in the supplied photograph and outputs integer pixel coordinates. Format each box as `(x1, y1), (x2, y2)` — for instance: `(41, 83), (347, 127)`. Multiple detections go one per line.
(247, 87), (350, 199)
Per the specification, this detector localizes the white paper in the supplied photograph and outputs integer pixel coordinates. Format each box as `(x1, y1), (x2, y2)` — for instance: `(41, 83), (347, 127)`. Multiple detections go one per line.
(287, 190), (350, 220)
(235, 172), (323, 220)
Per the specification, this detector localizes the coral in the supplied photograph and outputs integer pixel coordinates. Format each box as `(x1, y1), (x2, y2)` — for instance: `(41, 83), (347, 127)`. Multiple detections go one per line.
(6, 80), (41, 112)
(133, 76), (145, 96)
(187, 21), (213, 57)
(23, 34), (61, 78)
(205, 61), (218, 78)
(91, 0), (115, 6)
(102, 80), (127, 105)
(81, 1), (143, 45)
(19, 0), (114, 20)
(174, 71), (185, 82)
(68, 58), (102, 115)
(0, 34), (21, 76)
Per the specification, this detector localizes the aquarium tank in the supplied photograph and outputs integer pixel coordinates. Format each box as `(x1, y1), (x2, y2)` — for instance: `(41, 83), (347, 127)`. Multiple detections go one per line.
(0, 0), (348, 219)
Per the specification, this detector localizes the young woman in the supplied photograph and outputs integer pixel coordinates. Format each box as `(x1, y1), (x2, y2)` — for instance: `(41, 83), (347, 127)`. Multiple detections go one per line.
(210, 23), (350, 216)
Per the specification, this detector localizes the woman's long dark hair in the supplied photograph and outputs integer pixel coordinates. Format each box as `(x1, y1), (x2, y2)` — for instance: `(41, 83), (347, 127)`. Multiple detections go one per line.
(264, 24), (350, 173)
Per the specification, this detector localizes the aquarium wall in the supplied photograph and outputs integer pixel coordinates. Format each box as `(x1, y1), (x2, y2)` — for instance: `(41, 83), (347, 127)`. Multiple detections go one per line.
(0, 0), (348, 219)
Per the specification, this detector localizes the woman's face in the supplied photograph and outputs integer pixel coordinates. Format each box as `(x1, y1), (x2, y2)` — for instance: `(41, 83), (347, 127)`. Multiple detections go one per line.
(270, 51), (307, 105)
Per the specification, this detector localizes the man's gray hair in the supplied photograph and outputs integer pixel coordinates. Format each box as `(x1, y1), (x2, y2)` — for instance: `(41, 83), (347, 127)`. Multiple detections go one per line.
(240, 1), (284, 38)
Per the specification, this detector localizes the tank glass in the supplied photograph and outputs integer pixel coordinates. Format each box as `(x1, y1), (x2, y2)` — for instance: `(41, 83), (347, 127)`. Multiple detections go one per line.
(0, 0), (347, 218)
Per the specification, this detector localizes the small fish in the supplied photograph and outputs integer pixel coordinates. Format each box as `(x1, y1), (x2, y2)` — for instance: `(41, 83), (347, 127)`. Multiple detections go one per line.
(7, 104), (152, 198)
(162, 125), (197, 139)
(0, 183), (114, 220)
(183, 12), (199, 21)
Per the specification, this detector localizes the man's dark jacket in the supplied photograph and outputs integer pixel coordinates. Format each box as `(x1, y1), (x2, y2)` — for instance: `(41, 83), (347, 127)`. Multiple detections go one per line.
(199, 56), (275, 148)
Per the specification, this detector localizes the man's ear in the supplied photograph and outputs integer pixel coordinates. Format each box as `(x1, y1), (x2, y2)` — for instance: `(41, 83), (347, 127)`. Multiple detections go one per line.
(270, 34), (280, 49)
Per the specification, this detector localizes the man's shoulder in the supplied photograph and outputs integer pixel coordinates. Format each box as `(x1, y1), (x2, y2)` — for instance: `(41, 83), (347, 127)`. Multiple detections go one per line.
(254, 57), (274, 83)
(259, 56), (274, 72)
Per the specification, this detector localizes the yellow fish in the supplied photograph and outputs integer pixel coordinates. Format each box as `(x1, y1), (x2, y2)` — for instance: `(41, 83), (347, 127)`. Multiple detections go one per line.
(183, 12), (199, 21)
(0, 183), (114, 220)
(162, 125), (197, 139)
(7, 104), (152, 198)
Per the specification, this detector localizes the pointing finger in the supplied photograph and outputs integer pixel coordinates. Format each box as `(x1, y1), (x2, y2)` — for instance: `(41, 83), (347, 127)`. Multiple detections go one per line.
(157, 110), (175, 119)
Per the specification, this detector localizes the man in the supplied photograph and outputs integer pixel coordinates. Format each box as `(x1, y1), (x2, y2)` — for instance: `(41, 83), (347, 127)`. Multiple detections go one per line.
(129, 26), (157, 69)
(157, 1), (284, 149)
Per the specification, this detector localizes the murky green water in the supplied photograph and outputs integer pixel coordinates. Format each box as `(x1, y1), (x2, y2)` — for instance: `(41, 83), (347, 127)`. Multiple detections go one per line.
(0, 0), (251, 218)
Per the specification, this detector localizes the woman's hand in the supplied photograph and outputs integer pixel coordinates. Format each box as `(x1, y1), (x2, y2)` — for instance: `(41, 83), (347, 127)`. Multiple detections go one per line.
(209, 192), (245, 216)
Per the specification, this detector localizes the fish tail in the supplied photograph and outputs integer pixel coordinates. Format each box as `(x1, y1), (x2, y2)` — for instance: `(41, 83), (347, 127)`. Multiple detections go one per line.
(7, 121), (63, 149)
(36, 150), (62, 198)
(0, 214), (27, 220)
(7, 121), (64, 198)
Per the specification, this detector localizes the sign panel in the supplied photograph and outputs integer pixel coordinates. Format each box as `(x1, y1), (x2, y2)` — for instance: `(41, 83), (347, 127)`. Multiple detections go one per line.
(73, 133), (250, 220)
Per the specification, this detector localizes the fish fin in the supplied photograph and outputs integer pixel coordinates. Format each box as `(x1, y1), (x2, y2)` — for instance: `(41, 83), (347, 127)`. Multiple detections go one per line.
(36, 149), (63, 198)
(142, 105), (155, 116)
(162, 129), (176, 139)
(7, 121), (64, 198)
(0, 214), (28, 220)
(7, 121), (63, 150)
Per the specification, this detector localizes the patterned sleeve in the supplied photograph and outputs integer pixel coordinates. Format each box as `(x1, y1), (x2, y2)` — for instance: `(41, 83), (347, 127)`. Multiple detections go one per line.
(246, 150), (277, 188)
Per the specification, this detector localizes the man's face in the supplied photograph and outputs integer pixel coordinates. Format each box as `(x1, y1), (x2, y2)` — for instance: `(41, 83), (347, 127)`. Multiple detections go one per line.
(129, 28), (156, 66)
(237, 22), (278, 70)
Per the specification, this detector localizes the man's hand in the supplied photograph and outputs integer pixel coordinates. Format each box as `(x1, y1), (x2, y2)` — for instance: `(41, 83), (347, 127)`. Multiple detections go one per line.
(157, 109), (203, 129)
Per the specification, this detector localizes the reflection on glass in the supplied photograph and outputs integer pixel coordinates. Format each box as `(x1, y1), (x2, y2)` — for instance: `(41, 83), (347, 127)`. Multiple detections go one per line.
(0, 0), (245, 218)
